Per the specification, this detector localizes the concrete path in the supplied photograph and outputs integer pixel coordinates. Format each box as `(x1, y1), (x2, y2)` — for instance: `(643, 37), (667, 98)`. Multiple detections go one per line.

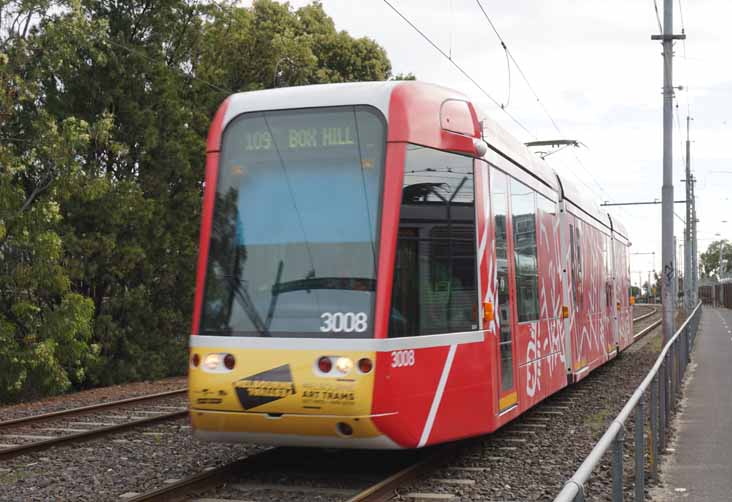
(654, 307), (732, 501)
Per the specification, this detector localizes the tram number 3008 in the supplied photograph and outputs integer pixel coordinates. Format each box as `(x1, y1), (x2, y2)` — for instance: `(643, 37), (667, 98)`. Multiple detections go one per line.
(320, 312), (368, 333)
(391, 350), (415, 368)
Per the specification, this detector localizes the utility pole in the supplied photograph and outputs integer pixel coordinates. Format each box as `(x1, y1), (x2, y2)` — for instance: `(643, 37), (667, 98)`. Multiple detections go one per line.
(652, 0), (685, 342)
(684, 117), (693, 312)
(691, 175), (698, 303)
(673, 235), (678, 307)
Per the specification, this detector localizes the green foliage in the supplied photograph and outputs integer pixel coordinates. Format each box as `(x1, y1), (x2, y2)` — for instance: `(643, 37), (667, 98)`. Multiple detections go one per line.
(0, 0), (396, 402)
(391, 72), (417, 81)
(700, 239), (732, 280)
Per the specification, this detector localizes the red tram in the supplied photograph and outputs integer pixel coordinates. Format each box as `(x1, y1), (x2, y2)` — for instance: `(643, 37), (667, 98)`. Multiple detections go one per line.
(188, 81), (633, 448)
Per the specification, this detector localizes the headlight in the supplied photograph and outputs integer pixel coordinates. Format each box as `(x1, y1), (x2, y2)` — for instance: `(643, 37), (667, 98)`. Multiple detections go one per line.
(203, 353), (220, 370)
(335, 357), (353, 374)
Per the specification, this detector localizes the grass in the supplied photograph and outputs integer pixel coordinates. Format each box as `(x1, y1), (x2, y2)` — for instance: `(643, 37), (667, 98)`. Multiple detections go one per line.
(587, 408), (612, 434)
(647, 333), (663, 354)
(0, 468), (28, 484)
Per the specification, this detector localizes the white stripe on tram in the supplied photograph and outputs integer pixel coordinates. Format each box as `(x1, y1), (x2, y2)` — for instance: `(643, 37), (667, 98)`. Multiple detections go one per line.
(190, 331), (484, 351)
(417, 343), (457, 448)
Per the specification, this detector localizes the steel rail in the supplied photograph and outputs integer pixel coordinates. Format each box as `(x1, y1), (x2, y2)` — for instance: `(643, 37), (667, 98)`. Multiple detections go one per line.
(346, 447), (451, 502)
(554, 301), (702, 502)
(633, 319), (662, 340)
(127, 448), (284, 502)
(632, 306), (659, 323)
(0, 388), (187, 429)
(127, 446), (447, 502)
(0, 410), (187, 460)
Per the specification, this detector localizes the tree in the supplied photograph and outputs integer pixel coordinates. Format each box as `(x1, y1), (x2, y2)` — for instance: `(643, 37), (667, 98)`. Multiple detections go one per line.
(0, 0), (397, 400)
(0, 18), (101, 401)
(700, 240), (732, 280)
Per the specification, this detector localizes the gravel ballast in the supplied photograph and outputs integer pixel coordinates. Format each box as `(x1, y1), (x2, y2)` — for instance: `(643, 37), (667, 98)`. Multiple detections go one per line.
(0, 377), (186, 422)
(396, 314), (669, 501)
(1, 307), (667, 501)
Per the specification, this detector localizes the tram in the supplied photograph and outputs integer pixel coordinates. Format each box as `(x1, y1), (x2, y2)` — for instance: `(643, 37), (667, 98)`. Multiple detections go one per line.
(188, 81), (633, 448)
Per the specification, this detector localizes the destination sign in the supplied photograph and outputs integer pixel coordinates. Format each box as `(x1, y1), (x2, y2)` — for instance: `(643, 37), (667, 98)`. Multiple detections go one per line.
(243, 126), (356, 152)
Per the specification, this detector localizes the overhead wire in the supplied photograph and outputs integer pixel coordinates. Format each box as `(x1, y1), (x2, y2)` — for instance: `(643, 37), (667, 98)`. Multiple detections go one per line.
(380, 0), (535, 138)
(472, 0), (622, 213)
(473, 0), (560, 133)
(651, 0), (663, 33)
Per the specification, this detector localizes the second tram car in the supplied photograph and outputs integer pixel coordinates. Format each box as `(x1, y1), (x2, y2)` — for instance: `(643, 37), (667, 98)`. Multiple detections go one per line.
(188, 81), (633, 449)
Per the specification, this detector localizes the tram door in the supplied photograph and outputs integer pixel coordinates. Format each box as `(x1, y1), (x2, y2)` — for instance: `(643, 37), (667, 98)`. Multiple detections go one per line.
(491, 169), (517, 412)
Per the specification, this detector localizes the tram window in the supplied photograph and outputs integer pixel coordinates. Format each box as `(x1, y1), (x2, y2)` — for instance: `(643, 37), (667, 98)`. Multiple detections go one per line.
(493, 170), (513, 392)
(389, 145), (477, 337)
(570, 223), (577, 309)
(575, 226), (583, 310)
(604, 235), (612, 309)
(537, 195), (555, 217)
(510, 179), (539, 323)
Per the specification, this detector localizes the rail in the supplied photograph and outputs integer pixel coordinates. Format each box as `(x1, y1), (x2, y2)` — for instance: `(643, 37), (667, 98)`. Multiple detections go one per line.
(554, 301), (703, 502)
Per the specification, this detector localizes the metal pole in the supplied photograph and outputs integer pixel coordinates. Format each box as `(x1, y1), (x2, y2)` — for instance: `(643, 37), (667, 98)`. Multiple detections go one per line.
(684, 117), (693, 312)
(663, 352), (673, 420)
(677, 340), (682, 389)
(659, 0), (675, 344)
(634, 401), (645, 502)
(650, 375), (659, 479)
(673, 235), (678, 308)
(648, 271), (652, 303)
(659, 363), (666, 450)
(612, 428), (625, 502)
(692, 177), (698, 303)
(720, 241), (725, 307)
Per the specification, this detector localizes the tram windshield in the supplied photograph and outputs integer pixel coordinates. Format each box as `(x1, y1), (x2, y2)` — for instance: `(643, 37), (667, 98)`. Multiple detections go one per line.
(199, 106), (385, 338)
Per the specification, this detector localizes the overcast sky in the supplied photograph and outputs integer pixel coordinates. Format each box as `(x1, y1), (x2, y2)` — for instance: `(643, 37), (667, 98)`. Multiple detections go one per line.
(247, 0), (731, 286)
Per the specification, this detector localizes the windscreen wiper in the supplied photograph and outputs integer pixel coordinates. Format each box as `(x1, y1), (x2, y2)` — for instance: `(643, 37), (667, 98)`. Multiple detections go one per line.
(264, 260), (284, 331)
(227, 275), (270, 337)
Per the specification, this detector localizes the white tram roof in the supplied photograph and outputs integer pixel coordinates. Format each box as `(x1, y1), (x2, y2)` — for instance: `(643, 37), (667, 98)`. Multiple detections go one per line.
(222, 81), (622, 237)
(476, 99), (613, 232)
(223, 81), (399, 125)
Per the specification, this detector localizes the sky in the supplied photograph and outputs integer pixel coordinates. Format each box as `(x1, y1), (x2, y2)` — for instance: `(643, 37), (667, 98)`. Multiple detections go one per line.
(246, 0), (731, 287)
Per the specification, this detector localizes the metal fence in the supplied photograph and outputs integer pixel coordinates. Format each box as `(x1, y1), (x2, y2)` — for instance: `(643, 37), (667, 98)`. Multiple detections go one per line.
(698, 283), (732, 308)
(554, 301), (703, 502)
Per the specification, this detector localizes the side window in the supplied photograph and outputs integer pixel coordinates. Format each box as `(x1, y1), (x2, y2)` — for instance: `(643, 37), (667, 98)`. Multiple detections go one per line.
(389, 145), (477, 337)
(575, 225), (583, 311)
(493, 169), (514, 392)
(570, 223), (577, 307)
(510, 178), (539, 322)
(605, 235), (613, 309)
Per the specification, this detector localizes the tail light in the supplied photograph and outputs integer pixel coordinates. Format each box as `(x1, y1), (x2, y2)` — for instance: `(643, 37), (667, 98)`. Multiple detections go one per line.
(357, 357), (373, 374)
(223, 353), (236, 370)
(318, 356), (333, 373)
(191, 353), (200, 367)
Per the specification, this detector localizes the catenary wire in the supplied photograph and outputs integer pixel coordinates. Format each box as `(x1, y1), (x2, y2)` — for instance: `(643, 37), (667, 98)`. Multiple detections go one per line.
(380, 0), (535, 138)
(652, 0), (663, 33)
(472, 0), (622, 209)
(473, 0), (560, 133)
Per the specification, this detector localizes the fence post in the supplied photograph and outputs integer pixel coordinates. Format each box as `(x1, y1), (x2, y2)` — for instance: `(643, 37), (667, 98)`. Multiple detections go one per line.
(634, 401), (645, 502)
(659, 363), (666, 450)
(669, 348), (675, 404)
(612, 427), (625, 502)
(676, 340), (682, 389)
(650, 375), (658, 479)
(665, 353), (672, 420)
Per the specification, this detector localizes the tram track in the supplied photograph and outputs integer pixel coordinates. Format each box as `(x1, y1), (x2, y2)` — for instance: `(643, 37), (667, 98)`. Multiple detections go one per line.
(127, 446), (440, 502)
(125, 306), (663, 502)
(0, 388), (187, 460)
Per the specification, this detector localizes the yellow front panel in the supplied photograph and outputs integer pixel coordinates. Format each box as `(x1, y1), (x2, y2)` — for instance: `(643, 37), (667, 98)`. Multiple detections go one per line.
(189, 347), (376, 417)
